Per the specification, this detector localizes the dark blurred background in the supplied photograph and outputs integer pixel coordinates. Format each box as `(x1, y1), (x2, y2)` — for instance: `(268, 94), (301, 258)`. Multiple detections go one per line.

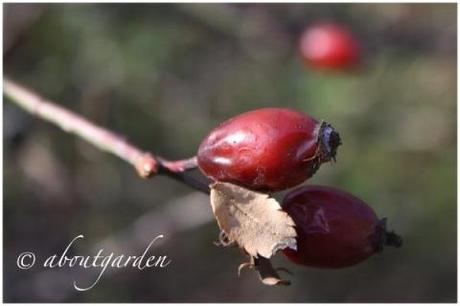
(3, 3), (456, 302)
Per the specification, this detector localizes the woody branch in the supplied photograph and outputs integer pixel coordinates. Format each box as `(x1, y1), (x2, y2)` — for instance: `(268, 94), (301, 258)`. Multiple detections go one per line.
(3, 78), (210, 194)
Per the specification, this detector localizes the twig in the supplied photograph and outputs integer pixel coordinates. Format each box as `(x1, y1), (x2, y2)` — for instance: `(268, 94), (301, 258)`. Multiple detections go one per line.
(3, 77), (210, 194)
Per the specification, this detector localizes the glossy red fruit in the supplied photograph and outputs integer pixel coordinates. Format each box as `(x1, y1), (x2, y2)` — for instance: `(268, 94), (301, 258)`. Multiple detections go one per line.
(197, 108), (341, 191)
(282, 185), (402, 268)
(299, 22), (360, 69)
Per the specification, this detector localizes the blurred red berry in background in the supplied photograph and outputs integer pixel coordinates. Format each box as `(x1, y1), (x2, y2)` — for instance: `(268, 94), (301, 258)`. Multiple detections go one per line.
(299, 22), (361, 70)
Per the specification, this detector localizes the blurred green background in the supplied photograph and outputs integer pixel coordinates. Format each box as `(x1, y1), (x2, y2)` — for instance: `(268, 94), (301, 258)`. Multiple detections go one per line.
(3, 3), (456, 303)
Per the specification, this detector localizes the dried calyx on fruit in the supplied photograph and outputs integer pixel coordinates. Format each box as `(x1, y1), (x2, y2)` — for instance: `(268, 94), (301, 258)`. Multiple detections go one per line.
(281, 185), (402, 269)
(197, 108), (341, 192)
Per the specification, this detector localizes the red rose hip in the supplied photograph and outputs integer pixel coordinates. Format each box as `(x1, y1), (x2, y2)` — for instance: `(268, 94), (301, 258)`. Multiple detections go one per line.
(282, 185), (402, 268)
(197, 108), (341, 191)
(299, 22), (360, 69)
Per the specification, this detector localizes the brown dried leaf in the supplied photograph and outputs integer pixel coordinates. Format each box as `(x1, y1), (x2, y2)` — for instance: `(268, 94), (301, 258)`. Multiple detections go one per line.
(254, 256), (291, 286)
(209, 182), (297, 258)
(238, 256), (291, 286)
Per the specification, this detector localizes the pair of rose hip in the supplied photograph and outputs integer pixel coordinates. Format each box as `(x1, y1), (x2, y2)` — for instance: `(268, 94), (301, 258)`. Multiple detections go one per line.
(196, 108), (402, 269)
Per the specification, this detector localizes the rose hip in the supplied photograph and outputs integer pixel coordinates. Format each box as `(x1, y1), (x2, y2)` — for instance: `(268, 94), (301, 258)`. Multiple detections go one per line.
(282, 185), (402, 268)
(197, 108), (341, 191)
(299, 22), (360, 69)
